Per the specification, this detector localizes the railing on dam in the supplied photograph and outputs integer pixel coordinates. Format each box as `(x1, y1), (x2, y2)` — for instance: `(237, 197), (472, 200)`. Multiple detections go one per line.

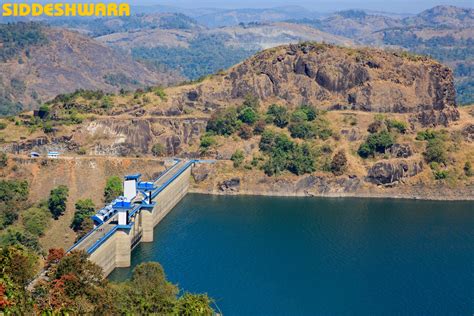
(68, 159), (206, 255)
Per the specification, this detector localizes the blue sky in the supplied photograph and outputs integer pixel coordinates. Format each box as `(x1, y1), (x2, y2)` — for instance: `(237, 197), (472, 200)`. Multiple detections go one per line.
(136, 0), (473, 12)
(10, 0), (473, 13)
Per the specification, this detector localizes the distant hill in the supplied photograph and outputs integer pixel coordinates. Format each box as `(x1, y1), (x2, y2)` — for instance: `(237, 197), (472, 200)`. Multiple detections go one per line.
(95, 18), (354, 80)
(0, 23), (182, 115)
(291, 5), (474, 105)
(15, 5), (473, 104)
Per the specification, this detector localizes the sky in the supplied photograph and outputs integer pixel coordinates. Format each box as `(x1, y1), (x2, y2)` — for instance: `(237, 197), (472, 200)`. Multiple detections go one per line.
(134, 0), (473, 13)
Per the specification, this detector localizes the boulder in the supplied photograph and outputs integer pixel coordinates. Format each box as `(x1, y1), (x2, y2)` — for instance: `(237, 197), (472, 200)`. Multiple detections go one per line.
(218, 178), (240, 192)
(367, 159), (423, 185)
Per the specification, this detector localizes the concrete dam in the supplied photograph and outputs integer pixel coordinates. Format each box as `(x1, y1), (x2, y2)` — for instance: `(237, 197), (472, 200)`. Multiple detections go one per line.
(68, 159), (199, 276)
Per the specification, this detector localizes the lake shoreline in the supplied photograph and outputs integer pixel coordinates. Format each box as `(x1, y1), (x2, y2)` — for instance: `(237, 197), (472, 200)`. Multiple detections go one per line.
(189, 188), (474, 201)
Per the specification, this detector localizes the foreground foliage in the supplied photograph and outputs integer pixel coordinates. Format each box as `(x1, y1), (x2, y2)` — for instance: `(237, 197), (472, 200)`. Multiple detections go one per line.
(1, 247), (214, 315)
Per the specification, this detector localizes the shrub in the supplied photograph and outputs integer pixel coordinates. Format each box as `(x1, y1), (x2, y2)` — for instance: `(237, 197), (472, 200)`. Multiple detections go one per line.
(358, 131), (394, 158)
(299, 104), (317, 121)
(76, 148), (87, 155)
(312, 118), (333, 140)
(330, 150), (348, 176)
(253, 120), (266, 135)
(267, 104), (289, 128)
(38, 105), (50, 119)
(238, 125), (253, 140)
(0, 122), (6, 130)
(151, 143), (166, 157)
(23, 207), (49, 236)
(154, 87), (167, 100)
(416, 129), (438, 141)
(289, 122), (314, 139)
(290, 109), (308, 123)
(433, 169), (449, 180)
(0, 152), (7, 168)
(0, 180), (29, 202)
(464, 161), (473, 177)
(287, 143), (316, 175)
(206, 107), (241, 135)
(386, 119), (407, 134)
(242, 94), (260, 109)
(43, 122), (54, 134)
(424, 138), (447, 164)
(200, 135), (216, 150)
(104, 176), (122, 203)
(238, 107), (258, 125)
(231, 150), (245, 168)
(48, 185), (69, 219)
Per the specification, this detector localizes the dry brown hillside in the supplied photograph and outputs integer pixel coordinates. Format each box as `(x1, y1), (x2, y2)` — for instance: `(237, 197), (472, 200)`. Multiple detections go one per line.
(1, 43), (473, 205)
(0, 24), (182, 114)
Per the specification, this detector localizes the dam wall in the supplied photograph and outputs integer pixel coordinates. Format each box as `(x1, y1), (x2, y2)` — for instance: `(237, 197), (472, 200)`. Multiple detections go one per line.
(72, 160), (194, 276)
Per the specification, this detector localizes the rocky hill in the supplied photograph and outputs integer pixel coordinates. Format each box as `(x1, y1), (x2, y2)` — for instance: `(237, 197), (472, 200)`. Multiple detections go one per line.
(0, 23), (182, 115)
(295, 6), (474, 104)
(0, 43), (472, 204)
(169, 43), (459, 126)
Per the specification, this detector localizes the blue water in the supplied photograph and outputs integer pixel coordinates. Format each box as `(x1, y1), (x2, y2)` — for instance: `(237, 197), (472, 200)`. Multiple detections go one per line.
(109, 194), (474, 315)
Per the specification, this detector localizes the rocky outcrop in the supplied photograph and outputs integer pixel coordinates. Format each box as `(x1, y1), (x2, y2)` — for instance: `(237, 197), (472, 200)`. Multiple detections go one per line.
(218, 178), (240, 193)
(367, 159), (423, 185)
(462, 124), (474, 142)
(177, 43), (459, 126)
(192, 164), (215, 183)
(296, 175), (362, 195)
(389, 144), (413, 158)
(71, 117), (207, 156)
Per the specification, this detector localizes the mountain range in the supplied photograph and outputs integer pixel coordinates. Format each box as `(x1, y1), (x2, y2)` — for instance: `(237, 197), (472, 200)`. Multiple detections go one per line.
(0, 4), (472, 115)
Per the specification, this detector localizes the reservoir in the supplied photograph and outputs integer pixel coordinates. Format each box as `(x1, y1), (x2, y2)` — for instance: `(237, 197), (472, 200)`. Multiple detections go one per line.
(109, 194), (474, 315)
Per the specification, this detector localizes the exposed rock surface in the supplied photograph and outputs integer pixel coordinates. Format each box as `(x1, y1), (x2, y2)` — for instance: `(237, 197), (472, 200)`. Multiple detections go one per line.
(462, 124), (474, 142)
(389, 144), (413, 158)
(192, 164), (215, 183)
(218, 178), (241, 192)
(367, 159), (424, 185)
(175, 43), (459, 126)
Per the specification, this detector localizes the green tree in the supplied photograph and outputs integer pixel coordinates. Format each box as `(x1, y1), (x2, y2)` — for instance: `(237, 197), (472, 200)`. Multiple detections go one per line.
(174, 293), (214, 316)
(238, 107), (258, 125)
(206, 107), (241, 136)
(288, 143), (316, 175)
(358, 131), (394, 158)
(112, 262), (178, 314)
(48, 185), (69, 219)
(267, 104), (289, 128)
(71, 199), (95, 234)
(0, 246), (38, 313)
(0, 228), (41, 253)
(104, 176), (122, 203)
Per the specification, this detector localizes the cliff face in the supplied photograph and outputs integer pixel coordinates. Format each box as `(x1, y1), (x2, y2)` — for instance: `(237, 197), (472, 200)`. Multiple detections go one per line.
(184, 43), (459, 126)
